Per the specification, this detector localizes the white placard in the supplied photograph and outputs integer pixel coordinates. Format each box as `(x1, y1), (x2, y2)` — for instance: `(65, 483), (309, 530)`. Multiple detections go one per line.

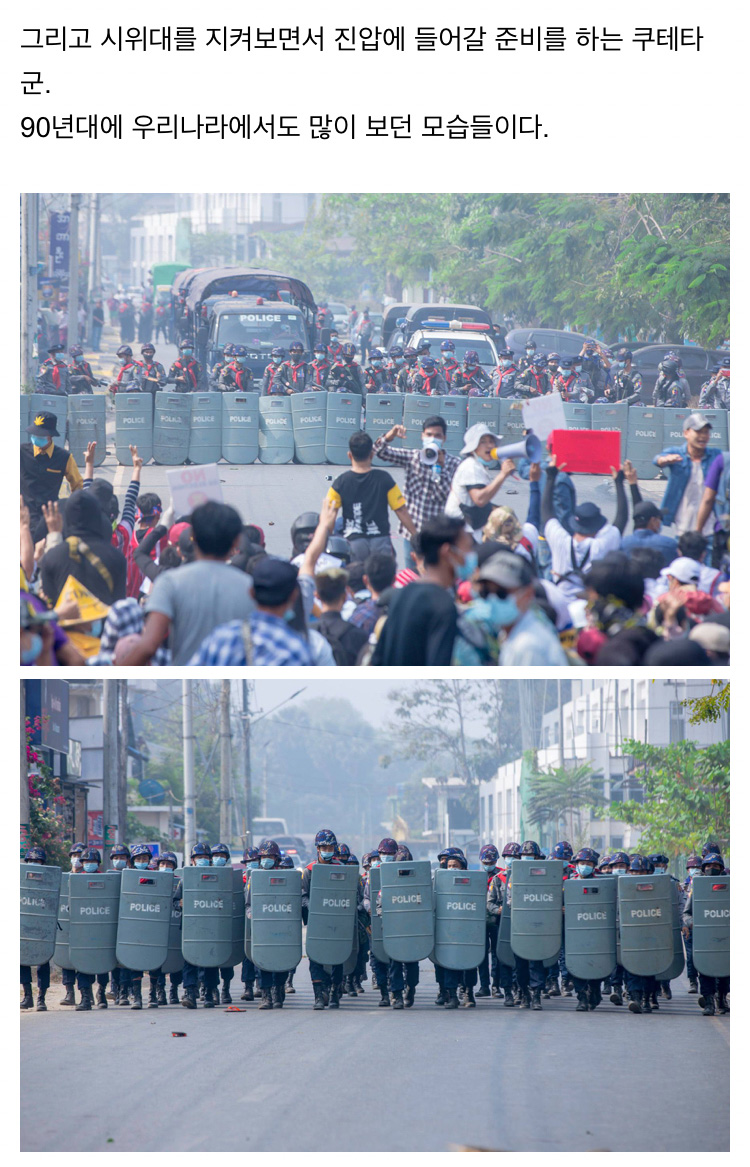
(521, 391), (567, 443)
(166, 464), (224, 516)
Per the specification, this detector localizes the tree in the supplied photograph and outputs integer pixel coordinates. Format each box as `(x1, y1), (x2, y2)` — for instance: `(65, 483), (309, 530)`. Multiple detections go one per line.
(682, 681), (730, 725)
(595, 738), (730, 858)
(189, 231), (234, 267)
(525, 760), (600, 845)
(25, 717), (69, 868)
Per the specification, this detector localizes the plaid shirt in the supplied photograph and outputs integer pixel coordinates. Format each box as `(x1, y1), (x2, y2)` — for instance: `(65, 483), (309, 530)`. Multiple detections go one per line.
(90, 597), (170, 665)
(372, 437), (461, 533)
(188, 611), (314, 667)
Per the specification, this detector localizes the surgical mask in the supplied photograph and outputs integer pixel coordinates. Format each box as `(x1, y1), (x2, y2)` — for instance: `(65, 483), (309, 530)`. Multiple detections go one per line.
(119, 356), (128, 365)
(654, 865), (667, 874)
(380, 854), (395, 863)
(314, 351), (326, 360)
(370, 858), (381, 868)
(501, 359), (513, 368)
(249, 860), (261, 869)
(454, 549), (478, 581)
(576, 864), (594, 877)
(158, 866), (173, 874)
(71, 857), (82, 870)
(260, 857), (275, 869)
(282, 608), (296, 624)
(442, 353), (453, 361)
(30, 435), (49, 448)
(195, 857), (210, 867)
(394, 357), (404, 366)
(319, 849), (335, 862)
(134, 861), (149, 869)
(73, 355), (84, 364)
(422, 435), (443, 450)
(372, 359), (384, 368)
(272, 356), (283, 364)
(526, 348), (534, 355)
(89, 620), (103, 638)
(573, 365), (583, 374)
(212, 856), (227, 866)
(182, 349), (194, 358)
(236, 356), (247, 365)
(21, 633), (43, 663)
(481, 861), (496, 870)
(484, 592), (520, 628)
(83, 862), (98, 873)
(612, 868), (626, 876)
(112, 859), (127, 870)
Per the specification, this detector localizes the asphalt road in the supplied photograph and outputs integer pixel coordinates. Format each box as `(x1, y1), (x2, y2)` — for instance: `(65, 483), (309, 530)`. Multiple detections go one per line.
(21, 970), (728, 1152)
(74, 334), (666, 565)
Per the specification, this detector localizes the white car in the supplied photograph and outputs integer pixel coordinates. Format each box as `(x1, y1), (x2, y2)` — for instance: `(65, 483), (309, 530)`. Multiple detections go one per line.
(407, 325), (499, 368)
(326, 301), (349, 331)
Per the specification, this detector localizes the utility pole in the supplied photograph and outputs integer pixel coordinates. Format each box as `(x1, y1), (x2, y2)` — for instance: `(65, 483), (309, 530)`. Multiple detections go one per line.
(117, 680), (129, 844)
(102, 681), (118, 854)
(220, 682), (232, 843)
(20, 194), (39, 389)
(242, 681), (252, 846)
(20, 682), (29, 854)
(182, 681), (196, 859)
(558, 678), (564, 767)
(67, 195), (81, 348)
(86, 194), (99, 336)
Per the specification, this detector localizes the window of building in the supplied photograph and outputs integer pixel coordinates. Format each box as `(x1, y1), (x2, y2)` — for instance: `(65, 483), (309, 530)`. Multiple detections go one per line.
(669, 700), (685, 743)
(272, 194), (282, 223)
(488, 794), (493, 837)
(592, 836), (604, 851)
(506, 789), (513, 834)
(611, 836), (624, 850)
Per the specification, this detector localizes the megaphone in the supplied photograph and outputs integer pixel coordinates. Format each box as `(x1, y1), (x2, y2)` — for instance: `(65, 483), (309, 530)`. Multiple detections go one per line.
(490, 432), (543, 463)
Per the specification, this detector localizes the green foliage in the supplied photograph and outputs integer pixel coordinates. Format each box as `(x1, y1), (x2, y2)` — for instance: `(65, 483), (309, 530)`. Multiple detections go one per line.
(594, 738), (730, 858)
(25, 718), (70, 868)
(189, 232), (234, 267)
(526, 761), (600, 840)
(683, 681), (730, 725)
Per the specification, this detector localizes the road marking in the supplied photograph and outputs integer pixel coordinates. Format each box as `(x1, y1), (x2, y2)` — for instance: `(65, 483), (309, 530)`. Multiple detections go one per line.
(113, 464), (126, 492)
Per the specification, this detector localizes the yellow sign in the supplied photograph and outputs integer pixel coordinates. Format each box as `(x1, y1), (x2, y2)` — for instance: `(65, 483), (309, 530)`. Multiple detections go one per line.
(54, 575), (110, 626)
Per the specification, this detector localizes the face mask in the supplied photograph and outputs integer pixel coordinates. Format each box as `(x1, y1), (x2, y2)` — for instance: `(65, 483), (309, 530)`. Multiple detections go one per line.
(158, 866), (173, 874)
(119, 356), (128, 365)
(481, 861), (496, 870)
(249, 860), (261, 869)
(501, 359), (513, 368)
(319, 850), (335, 862)
(73, 356), (83, 364)
(612, 868), (626, 876)
(370, 858), (381, 868)
(504, 858), (514, 867)
(112, 858), (127, 870)
(260, 857), (275, 869)
(372, 359), (384, 368)
(21, 633), (43, 663)
(236, 356), (247, 365)
(314, 352), (326, 360)
(71, 857), (82, 870)
(576, 864), (594, 877)
(394, 357), (404, 367)
(83, 862), (98, 873)
(212, 856), (227, 866)
(134, 861), (149, 869)
(195, 857), (210, 867)
(654, 865), (667, 874)
(454, 549), (478, 581)
(380, 854), (395, 863)
(182, 350), (193, 358)
(89, 619), (104, 639)
(30, 435), (49, 448)
(573, 366), (583, 375)
(526, 348), (534, 356)
(484, 591), (520, 628)
(422, 435), (444, 449)
(273, 356), (282, 364)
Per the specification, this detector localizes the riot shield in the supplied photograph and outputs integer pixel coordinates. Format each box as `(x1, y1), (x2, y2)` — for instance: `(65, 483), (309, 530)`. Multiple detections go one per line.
(618, 872), (674, 976)
(115, 869), (173, 971)
(368, 866), (388, 963)
(563, 876), (617, 981)
(259, 395), (294, 464)
(325, 393), (361, 464)
(188, 394), (222, 464)
(343, 920), (359, 976)
(20, 863), (62, 966)
(52, 872), (74, 971)
(434, 868), (486, 970)
(221, 392), (260, 464)
(250, 868), (302, 972)
(160, 870), (183, 975)
(292, 393), (327, 464)
(305, 864), (358, 966)
(181, 866), (234, 968)
(153, 392), (190, 465)
(657, 878), (686, 981)
(243, 871), (252, 960)
(68, 872), (121, 975)
(228, 868), (246, 968)
(691, 875), (730, 978)
(67, 395), (107, 466)
(116, 392), (154, 464)
(380, 860), (434, 962)
(496, 900), (515, 968)
(510, 860), (564, 962)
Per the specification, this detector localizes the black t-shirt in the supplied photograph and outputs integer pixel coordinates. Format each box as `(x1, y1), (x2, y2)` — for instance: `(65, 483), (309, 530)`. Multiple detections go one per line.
(327, 469), (405, 539)
(371, 580), (458, 666)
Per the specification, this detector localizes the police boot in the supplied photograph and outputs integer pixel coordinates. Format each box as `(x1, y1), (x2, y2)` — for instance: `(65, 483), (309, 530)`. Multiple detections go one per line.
(562, 977), (574, 998)
(221, 982), (232, 1005)
(503, 991), (516, 1008)
(271, 986), (284, 1009)
(313, 985), (326, 1010)
(661, 983), (672, 1001)
(404, 985), (415, 1008)
(531, 989), (543, 1011)
(391, 990), (404, 1010)
(36, 989), (47, 1012)
(519, 990), (531, 1009)
(130, 982), (143, 1010)
(476, 985), (491, 998)
(60, 985), (76, 1007)
(628, 990), (643, 1014)
(649, 992), (659, 1011)
(259, 989), (274, 1010)
(156, 984), (168, 1007)
(355, 976), (364, 995)
(458, 985), (466, 1003)
(212, 987), (220, 1006)
(462, 986), (476, 1008)
(203, 989), (215, 1009)
(589, 983), (602, 1010)
(688, 978), (698, 994)
(610, 988), (624, 1006)
(168, 984), (179, 1005)
(718, 991), (730, 1015)
(444, 989), (459, 1010)
(642, 994), (652, 1014)
(285, 972), (296, 994)
(347, 976), (357, 998)
(541, 977), (552, 1000)
(181, 987), (197, 1009)
(371, 974), (377, 990)
(434, 988), (446, 1006)
(576, 991), (589, 1012)
(96, 984), (108, 1009)
(378, 986), (391, 1007)
(118, 985), (130, 1006)
(328, 984), (341, 1009)
(147, 983), (159, 1009)
(20, 987), (33, 1010)
(491, 985), (502, 998)
(240, 982), (254, 1001)
(75, 986), (93, 1011)
(198, 984), (206, 1002)
(702, 994), (716, 1016)
(549, 977), (561, 997)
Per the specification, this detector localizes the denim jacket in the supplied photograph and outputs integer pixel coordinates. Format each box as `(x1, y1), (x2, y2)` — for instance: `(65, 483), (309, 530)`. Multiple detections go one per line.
(653, 443), (722, 527)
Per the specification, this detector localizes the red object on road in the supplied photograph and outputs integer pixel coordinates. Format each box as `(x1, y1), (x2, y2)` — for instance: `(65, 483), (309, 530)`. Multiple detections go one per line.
(548, 428), (621, 475)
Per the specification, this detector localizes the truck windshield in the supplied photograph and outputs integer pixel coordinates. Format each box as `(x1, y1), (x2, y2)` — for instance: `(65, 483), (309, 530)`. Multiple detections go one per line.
(217, 312), (307, 349)
(423, 336), (496, 367)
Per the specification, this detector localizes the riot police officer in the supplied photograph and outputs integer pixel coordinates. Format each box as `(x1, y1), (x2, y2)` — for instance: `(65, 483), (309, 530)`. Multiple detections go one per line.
(648, 852), (685, 1003)
(67, 345), (102, 394)
(517, 355), (552, 398)
(699, 356), (730, 409)
(440, 852), (473, 1010)
(240, 846), (261, 1001)
(364, 349), (391, 393)
(623, 854), (660, 1014)
(395, 347), (419, 393)
(549, 840), (574, 996)
(608, 350), (643, 405)
(302, 829), (346, 1010)
(262, 347), (288, 395)
(555, 358), (595, 403)
(106, 844), (131, 1005)
(36, 344), (71, 395)
(509, 840), (548, 1010)
(111, 345), (143, 393)
(279, 341), (308, 393)
(326, 343), (366, 395)
(211, 343), (235, 387)
(568, 847), (604, 1011)
(451, 350), (492, 396)
(518, 338), (537, 372)
(117, 843), (154, 1010)
(209, 843), (236, 1005)
(73, 847), (109, 1012)
(653, 358), (689, 408)
(366, 837), (404, 1008)
(248, 840), (288, 1009)
(146, 850), (180, 1006)
(167, 341), (204, 392)
(137, 343), (167, 400)
(487, 841), (521, 1006)
(307, 343), (332, 389)
(410, 355), (448, 396)
(389, 844), (420, 1007)
(219, 345), (254, 394)
(682, 850), (729, 1016)
(606, 850), (630, 1005)
(20, 846), (53, 1011)
(181, 842), (217, 1010)
(683, 853), (703, 993)
(492, 349), (520, 398)
(440, 339), (460, 389)
(384, 346), (405, 389)
(477, 844), (501, 998)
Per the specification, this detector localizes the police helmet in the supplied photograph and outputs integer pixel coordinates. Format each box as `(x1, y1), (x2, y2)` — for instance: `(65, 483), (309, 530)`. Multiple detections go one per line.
(598, 855), (612, 871)
(81, 847), (101, 865)
(243, 846), (260, 864)
(502, 842), (522, 859)
(546, 351), (560, 363)
(369, 349), (385, 362)
(342, 343), (357, 360)
(395, 845), (413, 862)
(141, 343), (155, 354)
(532, 355), (548, 368)
(464, 349), (479, 364)
(291, 511), (320, 555)
(388, 345), (404, 359)
(289, 341), (304, 353)
(347, 854), (360, 865)
(131, 844), (152, 860)
(420, 357), (436, 371)
(337, 843), (351, 861)
(271, 346), (286, 359)
(661, 358), (680, 375)
(448, 853), (468, 870)
(314, 343), (327, 354)
(552, 841), (574, 861)
(479, 844), (499, 864)
(223, 343), (235, 357)
(440, 339), (456, 352)
(233, 345), (248, 359)
(211, 843), (231, 860)
(315, 829), (337, 849)
(628, 855), (650, 874)
(559, 358), (575, 370)
(179, 340), (195, 352)
(520, 840), (542, 859)
(416, 339), (431, 353)
(191, 842), (212, 859)
(437, 847), (450, 862)
(378, 838), (398, 856)
(686, 853), (702, 870)
(701, 841), (721, 857)
(403, 347), (418, 360)
(648, 853), (669, 867)
(279, 856), (295, 869)
(69, 344), (84, 358)
(24, 846), (46, 864)
(259, 839), (281, 859)
(720, 354), (730, 367)
(159, 851), (178, 868)
(701, 851), (724, 871)
(610, 851), (630, 868)
(524, 338), (537, 350)
(326, 535), (353, 565)
(573, 847), (597, 866)
(69, 842), (86, 856)
(116, 345), (133, 359)
(498, 348), (514, 360)
(618, 349), (633, 361)
(110, 844), (130, 860)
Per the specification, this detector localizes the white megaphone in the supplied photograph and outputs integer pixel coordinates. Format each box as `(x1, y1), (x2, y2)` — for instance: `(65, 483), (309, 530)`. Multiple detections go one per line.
(490, 432), (543, 463)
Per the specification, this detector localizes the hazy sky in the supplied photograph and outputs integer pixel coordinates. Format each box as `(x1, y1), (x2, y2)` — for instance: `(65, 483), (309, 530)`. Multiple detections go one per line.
(252, 680), (398, 728)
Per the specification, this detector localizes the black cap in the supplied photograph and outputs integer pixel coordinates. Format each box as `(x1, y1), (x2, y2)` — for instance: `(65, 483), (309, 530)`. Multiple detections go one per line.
(570, 502), (606, 536)
(27, 410), (60, 438)
(47, 344), (65, 354)
(633, 501), (662, 528)
(252, 557), (299, 603)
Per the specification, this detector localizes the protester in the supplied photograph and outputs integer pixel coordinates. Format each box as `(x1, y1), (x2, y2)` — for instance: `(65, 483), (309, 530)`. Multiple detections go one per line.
(653, 413), (723, 537)
(445, 424), (517, 538)
(325, 431), (417, 559)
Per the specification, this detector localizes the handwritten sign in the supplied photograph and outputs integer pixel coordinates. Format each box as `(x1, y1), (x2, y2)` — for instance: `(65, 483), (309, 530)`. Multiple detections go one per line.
(166, 464), (224, 516)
